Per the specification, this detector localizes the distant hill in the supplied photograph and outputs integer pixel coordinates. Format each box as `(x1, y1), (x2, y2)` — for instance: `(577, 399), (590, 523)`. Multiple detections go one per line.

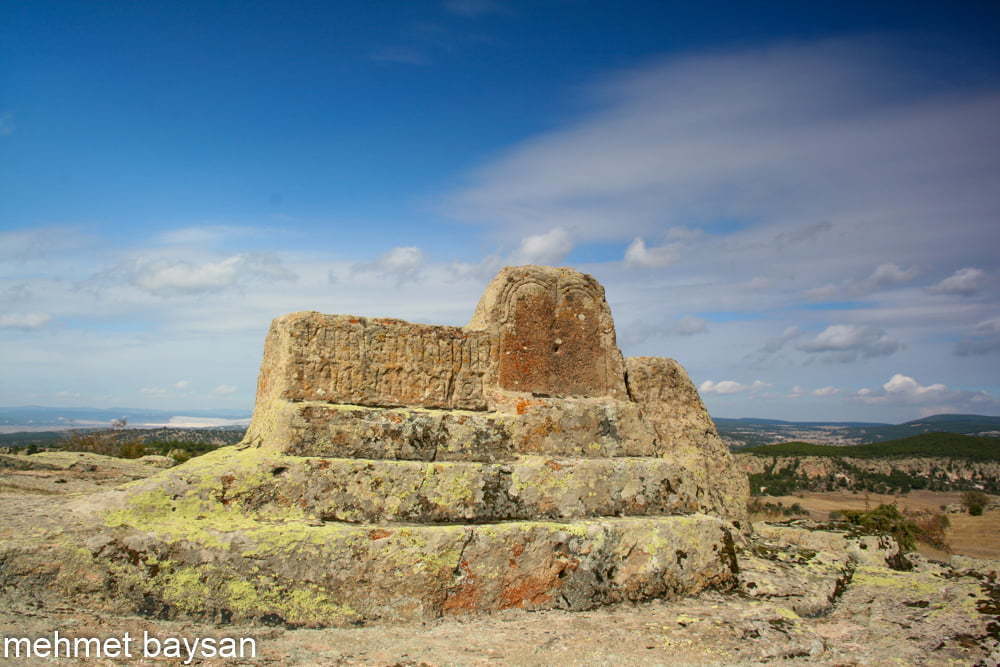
(741, 432), (1000, 462)
(718, 413), (1000, 448)
(0, 405), (250, 430)
(0, 427), (246, 453)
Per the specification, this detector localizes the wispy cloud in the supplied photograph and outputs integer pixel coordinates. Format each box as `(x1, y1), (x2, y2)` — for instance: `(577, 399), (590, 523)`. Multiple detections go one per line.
(157, 226), (255, 246)
(955, 317), (1000, 356)
(122, 253), (296, 296)
(807, 263), (918, 300)
(0, 227), (89, 261)
(350, 246), (426, 284)
(927, 267), (986, 296)
(0, 313), (52, 330)
(620, 314), (708, 345)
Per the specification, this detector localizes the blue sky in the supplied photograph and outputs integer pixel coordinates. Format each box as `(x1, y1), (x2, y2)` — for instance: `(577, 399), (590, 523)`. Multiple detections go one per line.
(2, 1), (999, 422)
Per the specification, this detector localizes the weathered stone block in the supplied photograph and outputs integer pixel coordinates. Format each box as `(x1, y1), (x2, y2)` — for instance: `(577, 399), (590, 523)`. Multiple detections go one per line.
(282, 402), (514, 462)
(235, 455), (709, 524)
(468, 265), (628, 400)
(255, 313), (492, 410)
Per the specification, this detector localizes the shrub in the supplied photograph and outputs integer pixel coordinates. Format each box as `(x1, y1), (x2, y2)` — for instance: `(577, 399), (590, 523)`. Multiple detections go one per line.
(117, 440), (146, 459)
(747, 498), (809, 518)
(961, 490), (989, 516)
(61, 431), (145, 459)
(61, 431), (120, 457)
(840, 504), (920, 552)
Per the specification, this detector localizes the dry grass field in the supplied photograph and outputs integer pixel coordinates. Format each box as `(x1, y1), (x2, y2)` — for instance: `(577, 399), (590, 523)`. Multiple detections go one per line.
(758, 490), (1000, 560)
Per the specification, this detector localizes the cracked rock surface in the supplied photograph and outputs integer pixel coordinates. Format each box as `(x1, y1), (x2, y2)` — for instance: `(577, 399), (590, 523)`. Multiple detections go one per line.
(1, 456), (998, 665)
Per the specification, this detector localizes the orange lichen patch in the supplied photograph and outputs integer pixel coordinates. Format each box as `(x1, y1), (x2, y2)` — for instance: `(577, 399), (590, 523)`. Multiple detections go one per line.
(442, 560), (479, 614)
(545, 460), (562, 471)
(499, 552), (580, 609)
(368, 529), (392, 540)
(515, 399), (534, 415)
(508, 542), (525, 567)
(499, 575), (554, 609)
(387, 414), (403, 424)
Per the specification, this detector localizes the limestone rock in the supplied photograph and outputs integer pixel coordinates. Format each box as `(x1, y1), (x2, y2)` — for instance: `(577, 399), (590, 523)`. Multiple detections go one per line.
(51, 264), (751, 626)
(738, 522), (906, 617)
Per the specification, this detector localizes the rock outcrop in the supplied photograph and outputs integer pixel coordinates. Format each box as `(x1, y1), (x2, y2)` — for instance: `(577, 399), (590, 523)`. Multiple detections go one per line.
(2, 454), (998, 662)
(738, 453), (1000, 493)
(27, 265), (749, 627)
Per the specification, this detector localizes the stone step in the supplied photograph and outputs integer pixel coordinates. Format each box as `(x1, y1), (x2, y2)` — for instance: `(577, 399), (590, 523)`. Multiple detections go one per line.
(274, 399), (660, 461)
(102, 512), (738, 627)
(235, 454), (714, 524)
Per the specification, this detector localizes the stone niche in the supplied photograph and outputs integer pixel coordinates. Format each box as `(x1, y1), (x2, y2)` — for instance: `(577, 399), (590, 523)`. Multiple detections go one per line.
(106, 265), (749, 628)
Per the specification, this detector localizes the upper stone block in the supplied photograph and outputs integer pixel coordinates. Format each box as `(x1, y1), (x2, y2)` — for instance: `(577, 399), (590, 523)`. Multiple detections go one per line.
(468, 265), (628, 400)
(253, 266), (628, 414)
(254, 314), (493, 411)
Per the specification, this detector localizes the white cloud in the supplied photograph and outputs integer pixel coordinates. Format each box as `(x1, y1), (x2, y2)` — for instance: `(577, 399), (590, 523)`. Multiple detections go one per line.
(0, 313), (52, 330)
(699, 379), (768, 395)
(928, 267), (986, 296)
(883, 373), (947, 397)
(812, 386), (840, 397)
(624, 237), (679, 269)
(139, 387), (168, 397)
(174, 380), (191, 390)
(513, 228), (573, 265)
(128, 253), (296, 296)
(854, 373), (998, 413)
(797, 324), (903, 362)
(212, 384), (237, 396)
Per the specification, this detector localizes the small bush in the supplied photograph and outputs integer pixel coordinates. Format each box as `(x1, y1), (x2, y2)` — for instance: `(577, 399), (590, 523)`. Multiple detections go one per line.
(748, 498), (809, 518)
(61, 431), (145, 459)
(840, 504), (920, 552)
(117, 440), (146, 459)
(61, 432), (120, 457)
(167, 448), (194, 464)
(961, 490), (988, 516)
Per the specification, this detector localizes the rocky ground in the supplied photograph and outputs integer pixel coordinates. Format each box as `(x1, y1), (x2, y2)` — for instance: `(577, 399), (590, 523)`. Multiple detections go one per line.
(1, 451), (998, 665)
